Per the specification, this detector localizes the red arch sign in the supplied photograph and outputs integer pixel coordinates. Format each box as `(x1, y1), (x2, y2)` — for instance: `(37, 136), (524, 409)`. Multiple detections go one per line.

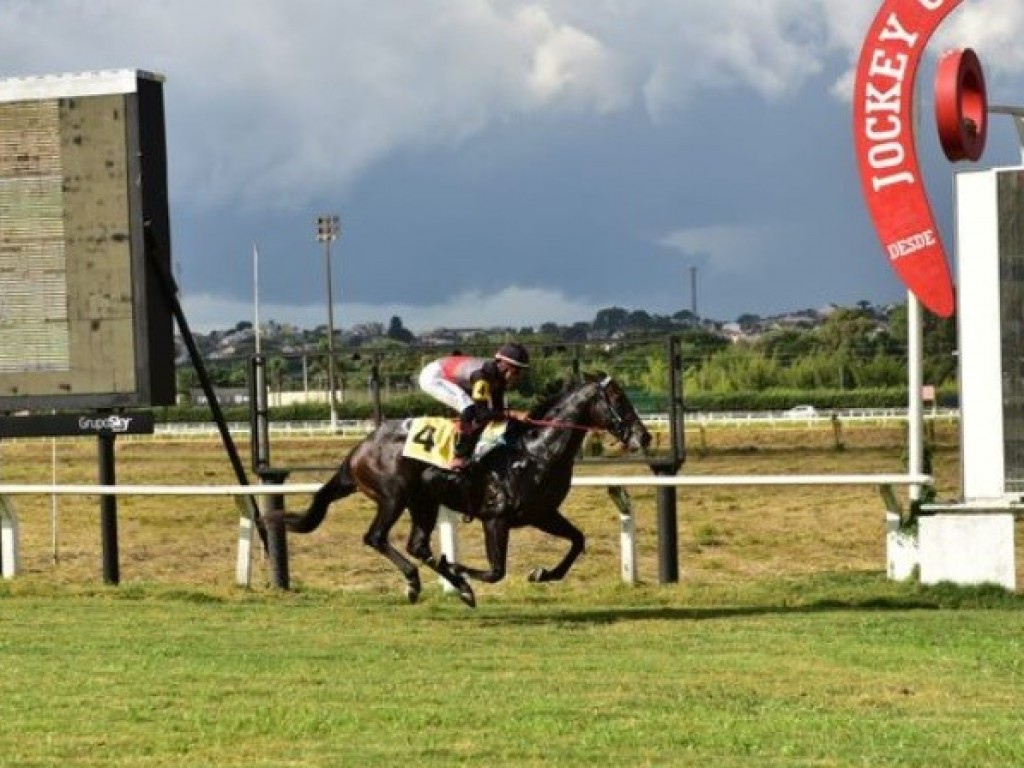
(853, 0), (965, 317)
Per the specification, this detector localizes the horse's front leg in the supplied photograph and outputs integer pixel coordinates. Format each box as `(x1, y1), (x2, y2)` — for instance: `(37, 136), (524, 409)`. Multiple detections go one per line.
(404, 503), (476, 608)
(420, 554), (477, 608)
(450, 517), (510, 585)
(524, 509), (585, 583)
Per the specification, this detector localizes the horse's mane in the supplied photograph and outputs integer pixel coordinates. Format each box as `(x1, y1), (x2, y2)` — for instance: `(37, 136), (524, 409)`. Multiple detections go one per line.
(524, 371), (608, 420)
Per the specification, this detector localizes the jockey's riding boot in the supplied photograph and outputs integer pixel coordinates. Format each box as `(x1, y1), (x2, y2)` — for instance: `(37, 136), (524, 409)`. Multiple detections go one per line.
(451, 415), (483, 471)
(450, 411), (481, 473)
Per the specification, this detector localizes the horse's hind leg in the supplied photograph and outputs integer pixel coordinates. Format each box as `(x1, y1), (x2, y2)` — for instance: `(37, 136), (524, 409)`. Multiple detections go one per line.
(363, 501), (423, 604)
(524, 509), (585, 583)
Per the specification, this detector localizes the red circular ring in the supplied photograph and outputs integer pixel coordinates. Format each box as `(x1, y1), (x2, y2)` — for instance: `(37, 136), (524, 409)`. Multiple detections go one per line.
(935, 48), (988, 162)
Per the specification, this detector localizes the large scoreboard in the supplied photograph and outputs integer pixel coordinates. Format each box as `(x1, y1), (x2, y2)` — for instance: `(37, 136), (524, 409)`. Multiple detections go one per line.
(0, 70), (175, 410)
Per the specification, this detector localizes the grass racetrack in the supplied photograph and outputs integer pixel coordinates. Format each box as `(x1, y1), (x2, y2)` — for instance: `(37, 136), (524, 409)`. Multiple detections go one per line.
(2, 421), (1024, 766)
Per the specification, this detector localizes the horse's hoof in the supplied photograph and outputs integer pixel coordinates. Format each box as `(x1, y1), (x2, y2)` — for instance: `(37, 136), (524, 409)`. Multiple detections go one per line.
(458, 585), (477, 608)
(528, 567), (548, 583)
(406, 572), (422, 604)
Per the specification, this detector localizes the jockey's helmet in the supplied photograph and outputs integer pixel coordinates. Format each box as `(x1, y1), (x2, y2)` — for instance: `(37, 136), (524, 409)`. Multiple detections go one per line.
(495, 342), (530, 369)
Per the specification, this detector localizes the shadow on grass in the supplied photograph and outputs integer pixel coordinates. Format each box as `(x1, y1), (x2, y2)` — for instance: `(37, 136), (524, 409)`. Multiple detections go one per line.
(473, 580), (1024, 626)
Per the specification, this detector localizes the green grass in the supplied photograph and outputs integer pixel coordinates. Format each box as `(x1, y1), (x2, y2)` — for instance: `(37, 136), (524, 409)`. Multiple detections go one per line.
(2, 425), (1019, 765)
(2, 575), (1024, 767)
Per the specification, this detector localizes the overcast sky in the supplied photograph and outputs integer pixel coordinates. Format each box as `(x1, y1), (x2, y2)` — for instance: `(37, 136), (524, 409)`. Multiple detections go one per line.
(3, 0), (1024, 332)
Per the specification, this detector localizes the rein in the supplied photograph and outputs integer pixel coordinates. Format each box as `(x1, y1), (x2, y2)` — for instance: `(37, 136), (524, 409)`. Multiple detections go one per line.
(513, 377), (622, 434)
(517, 416), (599, 432)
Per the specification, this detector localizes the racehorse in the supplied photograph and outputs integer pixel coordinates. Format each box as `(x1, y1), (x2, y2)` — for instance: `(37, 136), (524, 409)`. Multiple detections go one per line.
(281, 372), (652, 607)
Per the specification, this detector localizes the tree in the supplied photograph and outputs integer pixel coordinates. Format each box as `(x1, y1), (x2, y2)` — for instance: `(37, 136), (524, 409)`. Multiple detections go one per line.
(681, 327), (730, 359)
(267, 356), (287, 394)
(592, 307), (630, 333)
(888, 302), (958, 387)
(175, 367), (198, 401)
(386, 315), (415, 344)
(351, 322), (385, 339)
(626, 309), (654, 330)
(757, 327), (819, 364)
(672, 309), (698, 326)
(813, 307), (880, 355)
(564, 322), (590, 342)
(736, 313), (761, 331)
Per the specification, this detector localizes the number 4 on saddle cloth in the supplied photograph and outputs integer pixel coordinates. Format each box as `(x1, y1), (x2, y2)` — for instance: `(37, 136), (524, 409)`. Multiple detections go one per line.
(401, 417), (509, 470)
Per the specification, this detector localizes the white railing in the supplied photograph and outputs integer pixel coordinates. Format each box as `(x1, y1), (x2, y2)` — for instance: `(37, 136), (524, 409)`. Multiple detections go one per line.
(0, 472), (932, 588)
(145, 407), (959, 439)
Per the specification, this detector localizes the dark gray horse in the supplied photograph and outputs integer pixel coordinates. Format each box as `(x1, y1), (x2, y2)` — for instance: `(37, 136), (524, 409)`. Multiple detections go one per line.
(282, 372), (651, 606)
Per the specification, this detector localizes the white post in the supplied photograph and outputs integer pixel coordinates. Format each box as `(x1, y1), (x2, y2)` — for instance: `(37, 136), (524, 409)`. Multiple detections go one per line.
(618, 507), (637, 585)
(907, 292), (925, 502)
(1, 496), (19, 578)
(235, 496), (254, 587)
(607, 486), (637, 584)
(437, 506), (459, 592)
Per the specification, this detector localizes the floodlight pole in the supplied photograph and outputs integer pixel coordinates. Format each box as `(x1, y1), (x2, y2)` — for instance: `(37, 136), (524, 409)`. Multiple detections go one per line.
(317, 215), (341, 431)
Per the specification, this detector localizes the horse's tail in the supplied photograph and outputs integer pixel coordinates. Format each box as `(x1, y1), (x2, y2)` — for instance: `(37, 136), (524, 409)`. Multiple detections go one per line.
(284, 458), (357, 534)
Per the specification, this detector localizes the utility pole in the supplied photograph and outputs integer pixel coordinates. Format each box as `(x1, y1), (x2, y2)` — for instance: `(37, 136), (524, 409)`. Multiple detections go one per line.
(316, 214), (340, 431)
(689, 266), (698, 322)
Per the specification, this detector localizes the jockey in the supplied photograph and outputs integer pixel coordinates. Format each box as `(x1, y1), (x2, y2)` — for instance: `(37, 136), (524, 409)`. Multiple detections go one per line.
(418, 342), (531, 470)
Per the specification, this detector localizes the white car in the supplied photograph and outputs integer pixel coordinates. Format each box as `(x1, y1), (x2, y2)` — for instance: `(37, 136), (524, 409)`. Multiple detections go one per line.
(785, 404), (818, 418)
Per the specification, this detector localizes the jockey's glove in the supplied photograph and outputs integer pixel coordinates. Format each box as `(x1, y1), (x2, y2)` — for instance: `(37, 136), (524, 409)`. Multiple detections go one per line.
(463, 402), (494, 424)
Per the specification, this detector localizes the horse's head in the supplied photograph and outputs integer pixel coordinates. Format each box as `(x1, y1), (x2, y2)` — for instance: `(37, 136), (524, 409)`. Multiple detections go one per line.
(582, 372), (651, 453)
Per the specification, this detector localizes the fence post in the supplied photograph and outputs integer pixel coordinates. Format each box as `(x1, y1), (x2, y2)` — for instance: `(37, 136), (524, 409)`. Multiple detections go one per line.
(654, 467), (679, 584)
(98, 431), (119, 585)
(260, 469), (291, 589)
(0, 496), (18, 578)
(437, 507), (460, 592)
(607, 487), (636, 584)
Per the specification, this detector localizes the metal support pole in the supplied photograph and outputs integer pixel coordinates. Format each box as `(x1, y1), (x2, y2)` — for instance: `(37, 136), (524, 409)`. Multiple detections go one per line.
(989, 106), (1024, 165)
(325, 241), (338, 431)
(370, 355), (383, 426)
(248, 354), (289, 589)
(655, 467), (679, 584)
(668, 335), (686, 468)
(651, 336), (684, 584)
(98, 431), (119, 585)
(249, 354), (271, 473)
(260, 469), (290, 590)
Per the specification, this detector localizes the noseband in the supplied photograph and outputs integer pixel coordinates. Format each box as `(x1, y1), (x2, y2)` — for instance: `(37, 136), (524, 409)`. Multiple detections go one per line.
(595, 376), (635, 444)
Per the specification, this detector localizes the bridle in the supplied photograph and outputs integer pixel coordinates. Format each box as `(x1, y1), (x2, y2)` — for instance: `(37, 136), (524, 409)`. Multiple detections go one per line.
(593, 375), (636, 445)
(518, 376), (636, 444)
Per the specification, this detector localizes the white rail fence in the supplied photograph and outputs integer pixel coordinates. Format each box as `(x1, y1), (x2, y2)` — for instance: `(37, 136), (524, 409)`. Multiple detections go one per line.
(0, 472), (932, 588)
(143, 408), (959, 439)
(0, 483), (319, 585)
